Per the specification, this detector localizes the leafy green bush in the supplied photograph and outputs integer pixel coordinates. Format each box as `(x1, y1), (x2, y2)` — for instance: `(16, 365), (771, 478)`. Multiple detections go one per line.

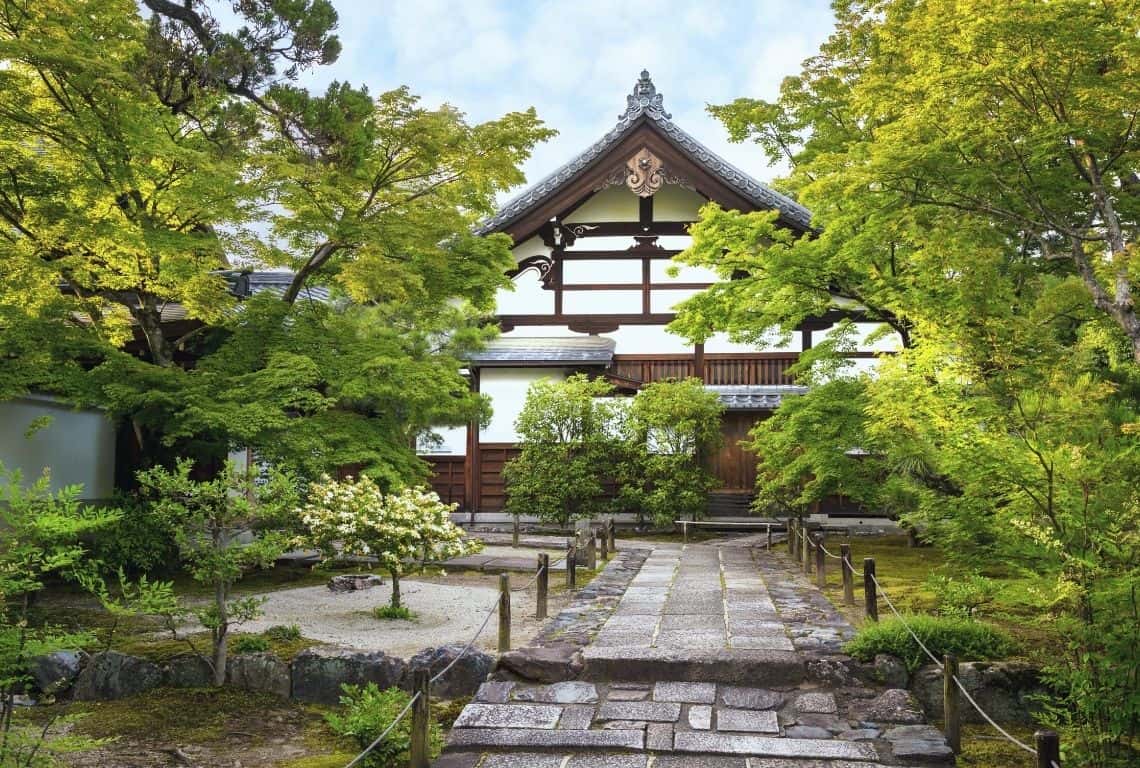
(372, 605), (415, 621)
(264, 624), (302, 642)
(925, 572), (998, 618)
(845, 615), (1014, 672)
(87, 493), (179, 575)
(325, 684), (441, 766)
(231, 634), (271, 654)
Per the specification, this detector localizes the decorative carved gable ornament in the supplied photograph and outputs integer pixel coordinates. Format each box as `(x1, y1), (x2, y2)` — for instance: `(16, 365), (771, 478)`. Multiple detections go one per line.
(626, 147), (665, 197)
(591, 152), (696, 195)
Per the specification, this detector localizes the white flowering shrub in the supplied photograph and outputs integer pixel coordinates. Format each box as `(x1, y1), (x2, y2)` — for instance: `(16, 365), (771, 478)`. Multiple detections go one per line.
(299, 476), (481, 609)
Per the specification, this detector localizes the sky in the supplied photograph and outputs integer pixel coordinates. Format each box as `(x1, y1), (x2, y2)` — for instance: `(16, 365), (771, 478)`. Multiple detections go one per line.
(291, 0), (838, 195)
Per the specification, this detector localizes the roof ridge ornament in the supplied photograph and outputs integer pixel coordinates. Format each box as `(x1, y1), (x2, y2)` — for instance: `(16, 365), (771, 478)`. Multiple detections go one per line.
(621, 69), (671, 121)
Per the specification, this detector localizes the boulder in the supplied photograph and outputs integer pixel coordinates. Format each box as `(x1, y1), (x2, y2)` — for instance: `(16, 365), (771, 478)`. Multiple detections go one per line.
(328, 574), (384, 593)
(72, 651), (163, 701)
(851, 688), (926, 724)
(874, 654), (909, 688)
(28, 650), (87, 696)
(910, 661), (1044, 725)
(404, 644), (493, 699)
(165, 654), (213, 688)
(291, 647), (406, 705)
(495, 644), (583, 683)
(227, 653), (291, 698)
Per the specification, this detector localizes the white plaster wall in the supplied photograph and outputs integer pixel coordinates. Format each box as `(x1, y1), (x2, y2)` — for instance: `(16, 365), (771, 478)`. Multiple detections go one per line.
(650, 260), (719, 283)
(0, 397), (116, 500)
(650, 287), (703, 314)
(704, 330), (803, 353)
(564, 185), (639, 223)
(511, 235), (550, 263)
(607, 325), (692, 355)
(495, 268), (554, 315)
(562, 290), (643, 314)
(821, 322), (902, 353)
(653, 184), (707, 220)
(480, 368), (566, 443)
(418, 425), (467, 456)
(501, 325), (586, 339)
(563, 259), (642, 284)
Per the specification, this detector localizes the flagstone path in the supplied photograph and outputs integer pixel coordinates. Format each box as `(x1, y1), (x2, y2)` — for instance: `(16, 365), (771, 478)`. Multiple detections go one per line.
(435, 539), (953, 767)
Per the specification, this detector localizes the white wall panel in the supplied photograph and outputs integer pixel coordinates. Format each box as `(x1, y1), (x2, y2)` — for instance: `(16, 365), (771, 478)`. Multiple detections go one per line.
(418, 425), (467, 456)
(654, 184), (707, 220)
(563, 290), (643, 314)
(564, 185), (639, 223)
(650, 288), (702, 313)
(821, 322), (901, 352)
(480, 368), (565, 443)
(650, 261), (719, 283)
(496, 269), (554, 315)
(608, 325), (692, 354)
(0, 397), (115, 500)
(563, 259), (642, 284)
(511, 236), (550, 261)
(704, 330), (802, 353)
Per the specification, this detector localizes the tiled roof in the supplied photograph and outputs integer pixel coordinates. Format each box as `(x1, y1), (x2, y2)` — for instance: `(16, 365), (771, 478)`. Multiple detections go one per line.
(244, 271), (330, 303)
(467, 336), (616, 365)
(476, 71), (812, 235)
(706, 384), (808, 410)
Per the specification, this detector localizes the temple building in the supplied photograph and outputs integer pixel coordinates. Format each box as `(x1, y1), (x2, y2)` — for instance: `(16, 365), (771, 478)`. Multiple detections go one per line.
(421, 72), (898, 516)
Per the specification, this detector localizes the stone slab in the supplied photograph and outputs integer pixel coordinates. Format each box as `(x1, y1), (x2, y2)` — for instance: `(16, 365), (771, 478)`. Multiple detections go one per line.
(607, 688), (649, 701)
(646, 722), (674, 751)
(514, 681), (598, 704)
(452, 703), (562, 730)
(653, 681), (716, 704)
(475, 681), (515, 704)
(447, 727), (645, 751)
(719, 686), (785, 710)
(582, 647), (804, 686)
(566, 756), (649, 768)
(479, 755), (564, 768)
(672, 732), (879, 761)
(716, 707), (780, 733)
(597, 700), (682, 723)
(688, 704), (712, 730)
(795, 692), (838, 714)
(558, 704), (595, 730)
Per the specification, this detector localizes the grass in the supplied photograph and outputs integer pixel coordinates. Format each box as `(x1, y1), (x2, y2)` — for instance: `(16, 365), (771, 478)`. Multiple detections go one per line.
(372, 604), (416, 621)
(109, 628), (319, 662)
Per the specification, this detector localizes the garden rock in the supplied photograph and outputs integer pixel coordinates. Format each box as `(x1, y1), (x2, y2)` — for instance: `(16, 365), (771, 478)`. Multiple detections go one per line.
(910, 661), (1044, 724)
(165, 654), (213, 688)
(328, 574), (384, 592)
(227, 653), (291, 698)
(405, 644), (494, 699)
(73, 651), (163, 701)
(495, 644), (583, 683)
(874, 653), (909, 688)
(852, 688), (925, 724)
(291, 647), (405, 705)
(28, 650), (86, 696)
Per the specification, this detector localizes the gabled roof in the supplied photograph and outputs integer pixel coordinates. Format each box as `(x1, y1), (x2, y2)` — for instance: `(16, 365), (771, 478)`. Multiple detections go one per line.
(477, 71), (812, 237)
(707, 384), (808, 410)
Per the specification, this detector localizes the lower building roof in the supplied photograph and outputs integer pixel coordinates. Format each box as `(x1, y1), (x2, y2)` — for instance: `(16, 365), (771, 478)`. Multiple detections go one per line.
(466, 336), (616, 366)
(706, 385), (808, 410)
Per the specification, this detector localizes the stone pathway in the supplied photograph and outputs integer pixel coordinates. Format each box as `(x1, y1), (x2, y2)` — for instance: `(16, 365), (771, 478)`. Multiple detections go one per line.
(436, 540), (952, 767)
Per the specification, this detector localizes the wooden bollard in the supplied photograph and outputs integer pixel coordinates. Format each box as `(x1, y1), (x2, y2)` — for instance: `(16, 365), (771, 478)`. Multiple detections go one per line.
(512, 515), (520, 547)
(787, 519), (795, 556)
(536, 554), (549, 619)
(586, 531), (597, 570)
(840, 543), (855, 605)
(409, 668), (430, 768)
(1035, 730), (1060, 768)
(498, 574), (511, 652)
(943, 653), (960, 753)
(608, 518), (616, 553)
(597, 530), (608, 561)
(864, 557), (878, 621)
(566, 540), (577, 589)
(802, 529), (811, 574)
(814, 533), (826, 588)
(767, 523), (773, 550)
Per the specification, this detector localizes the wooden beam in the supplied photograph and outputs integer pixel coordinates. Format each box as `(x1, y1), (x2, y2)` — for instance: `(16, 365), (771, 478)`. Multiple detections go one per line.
(464, 369), (481, 513)
(694, 342), (706, 383)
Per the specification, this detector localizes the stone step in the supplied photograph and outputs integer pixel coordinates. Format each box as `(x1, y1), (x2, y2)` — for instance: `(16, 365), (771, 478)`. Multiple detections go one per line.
(436, 752), (901, 767)
(581, 647), (805, 686)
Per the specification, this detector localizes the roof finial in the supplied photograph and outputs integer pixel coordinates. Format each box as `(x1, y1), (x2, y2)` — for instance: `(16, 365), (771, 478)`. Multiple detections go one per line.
(621, 69), (671, 121)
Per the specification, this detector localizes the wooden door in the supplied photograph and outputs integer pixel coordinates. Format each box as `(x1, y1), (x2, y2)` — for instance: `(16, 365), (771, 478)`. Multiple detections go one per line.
(707, 412), (765, 493)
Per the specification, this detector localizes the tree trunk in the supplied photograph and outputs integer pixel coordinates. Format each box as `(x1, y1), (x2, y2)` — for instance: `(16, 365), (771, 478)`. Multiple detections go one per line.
(390, 570), (401, 610)
(212, 582), (228, 686)
(131, 295), (175, 367)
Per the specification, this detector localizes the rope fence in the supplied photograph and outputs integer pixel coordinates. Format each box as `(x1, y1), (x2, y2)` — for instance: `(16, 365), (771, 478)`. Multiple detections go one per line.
(341, 523), (617, 768)
(785, 517), (1062, 767)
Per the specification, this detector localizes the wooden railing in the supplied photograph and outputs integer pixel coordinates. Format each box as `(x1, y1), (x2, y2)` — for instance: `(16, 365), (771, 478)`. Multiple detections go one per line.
(610, 354), (798, 386)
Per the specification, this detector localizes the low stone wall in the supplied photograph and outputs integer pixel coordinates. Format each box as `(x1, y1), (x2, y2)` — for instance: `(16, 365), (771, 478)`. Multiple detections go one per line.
(909, 660), (1047, 725)
(31, 642), (494, 706)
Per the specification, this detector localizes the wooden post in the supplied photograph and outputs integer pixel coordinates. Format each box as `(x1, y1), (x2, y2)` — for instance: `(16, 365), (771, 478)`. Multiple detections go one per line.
(864, 558), (878, 622)
(943, 653), (960, 753)
(536, 554), (549, 620)
(787, 519), (795, 555)
(512, 515), (520, 547)
(767, 523), (773, 550)
(586, 531), (597, 570)
(409, 668), (430, 768)
(498, 574), (511, 652)
(608, 518), (616, 553)
(814, 534), (826, 588)
(1035, 730), (1060, 768)
(802, 528), (811, 575)
(566, 539), (577, 589)
(840, 543), (854, 605)
(597, 530), (608, 561)
(682, 520), (688, 545)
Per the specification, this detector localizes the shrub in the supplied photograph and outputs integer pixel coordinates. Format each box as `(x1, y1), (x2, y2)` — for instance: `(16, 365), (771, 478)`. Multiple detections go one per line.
(844, 614), (1015, 672)
(325, 683), (441, 766)
(264, 624), (302, 642)
(925, 572), (998, 618)
(231, 635), (271, 654)
(87, 493), (179, 575)
(372, 605), (415, 621)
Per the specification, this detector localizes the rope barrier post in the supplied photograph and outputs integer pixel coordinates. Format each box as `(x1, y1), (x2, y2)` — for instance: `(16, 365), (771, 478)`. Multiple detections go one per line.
(943, 653), (960, 754)
(608, 518), (616, 553)
(536, 554), (549, 620)
(586, 530), (597, 570)
(864, 557), (878, 621)
(512, 515), (520, 548)
(498, 574), (511, 652)
(787, 519), (795, 556)
(802, 528), (811, 575)
(767, 523), (773, 550)
(840, 543), (855, 605)
(682, 520), (688, 545)
(409, 670), (430, 768)
(597, 529), (608, 561)
(566, 539), (576, 589)
(814, 533), (826, 588)
(1035, 730), (1060, 768)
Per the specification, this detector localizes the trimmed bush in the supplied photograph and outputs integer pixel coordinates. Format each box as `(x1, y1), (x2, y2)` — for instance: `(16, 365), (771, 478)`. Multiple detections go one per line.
(845, 614), (1014, 672)
(326, 683), (441, 766)
(231, 635), (271, 654)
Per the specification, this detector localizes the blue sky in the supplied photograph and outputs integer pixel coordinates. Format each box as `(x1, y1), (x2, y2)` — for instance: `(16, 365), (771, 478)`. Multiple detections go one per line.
(293, 0), (837, 193)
